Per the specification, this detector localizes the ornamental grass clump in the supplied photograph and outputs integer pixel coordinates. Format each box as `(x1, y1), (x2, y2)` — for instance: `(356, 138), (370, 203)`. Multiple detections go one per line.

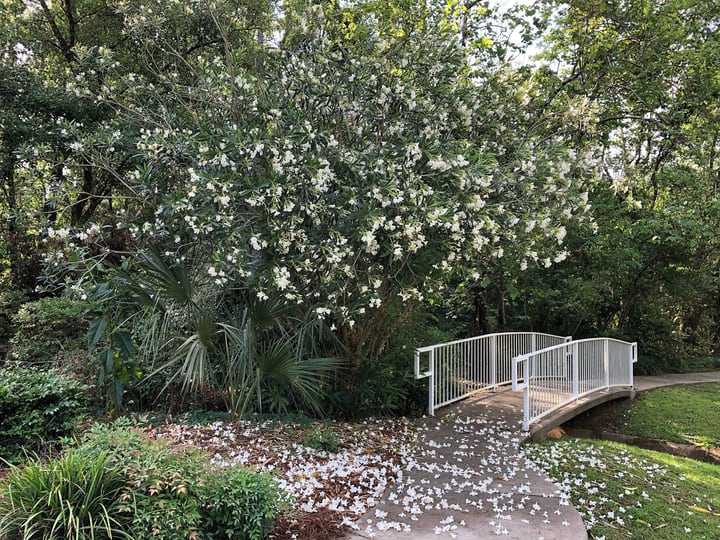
(0, 450), (129, 540)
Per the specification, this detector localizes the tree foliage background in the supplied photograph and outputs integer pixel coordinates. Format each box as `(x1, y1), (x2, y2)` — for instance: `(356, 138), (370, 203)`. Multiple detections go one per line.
(1, 0), (719, 414)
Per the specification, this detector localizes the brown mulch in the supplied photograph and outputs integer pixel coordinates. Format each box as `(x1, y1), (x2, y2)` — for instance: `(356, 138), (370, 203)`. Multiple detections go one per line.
(272, 508), (346, 540)
(148, 418), (414, 540)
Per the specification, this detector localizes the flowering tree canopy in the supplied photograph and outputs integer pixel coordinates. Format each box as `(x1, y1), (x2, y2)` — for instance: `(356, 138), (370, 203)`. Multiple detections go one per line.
(4, 0), (594, 365)
(81, 2), (593, 362)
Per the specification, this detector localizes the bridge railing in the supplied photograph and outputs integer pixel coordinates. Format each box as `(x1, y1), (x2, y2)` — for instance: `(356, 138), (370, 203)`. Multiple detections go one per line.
(512, 338), (638, 431)
(415, 332), (571, 415)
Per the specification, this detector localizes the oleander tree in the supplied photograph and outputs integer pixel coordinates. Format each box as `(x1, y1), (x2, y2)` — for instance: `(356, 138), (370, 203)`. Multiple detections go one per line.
(86, 1), (595, 366)
(3, 0), (599, 411)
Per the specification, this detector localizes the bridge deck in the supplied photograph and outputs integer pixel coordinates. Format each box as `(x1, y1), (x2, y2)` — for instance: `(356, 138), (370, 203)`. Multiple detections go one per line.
(439, 384), (635, 441)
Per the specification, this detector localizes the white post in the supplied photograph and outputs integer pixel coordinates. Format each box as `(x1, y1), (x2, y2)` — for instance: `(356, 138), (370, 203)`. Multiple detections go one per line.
(630, 342), (638, 387)
(572, 342), (579, 401)
(523, 386), (530, 431)
(490, 335), (497, 390)
(562, 336), (571, 379)
(604, 339), (610, 390)
(428, 349), (435, 415)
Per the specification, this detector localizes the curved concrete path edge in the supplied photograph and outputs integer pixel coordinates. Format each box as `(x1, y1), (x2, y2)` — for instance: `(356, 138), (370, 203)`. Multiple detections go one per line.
(344, 370), (720, 540)
(633, 370), (720, 392)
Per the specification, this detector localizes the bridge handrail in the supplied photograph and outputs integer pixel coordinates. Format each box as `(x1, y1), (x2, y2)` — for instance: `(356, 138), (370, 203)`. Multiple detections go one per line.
(511, 337), (637, 390)
(415, 332), (571, 414)
(414, 332), (566, 356)
(512, 337), (638, 430)
(414, 332), (569, 379)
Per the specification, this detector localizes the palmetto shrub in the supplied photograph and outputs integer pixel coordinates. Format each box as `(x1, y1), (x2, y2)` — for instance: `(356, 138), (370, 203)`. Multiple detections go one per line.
(93, 247), (342, 417)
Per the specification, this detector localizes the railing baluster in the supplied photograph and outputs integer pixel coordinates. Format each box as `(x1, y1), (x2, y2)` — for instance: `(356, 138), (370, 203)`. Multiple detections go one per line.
(572, 342), (579, 400)
(517, 337), (637, 429)
(428, 348), (435, 415)
(417, 332), (628, 417)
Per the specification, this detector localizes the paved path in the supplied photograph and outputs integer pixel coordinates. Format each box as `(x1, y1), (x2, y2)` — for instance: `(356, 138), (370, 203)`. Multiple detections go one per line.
(634, 370), (720, 392)
(346, 389), (588, 539)
(346, 370), (720, 540)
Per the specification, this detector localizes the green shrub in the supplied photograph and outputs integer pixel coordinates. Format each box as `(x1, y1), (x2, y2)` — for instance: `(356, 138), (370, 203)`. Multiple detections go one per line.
(328, 307), (455, 418)
(0, 364), (91, 462)
(75, 422), (208, 539)
(0, 289), (29, 349)
(75, 421), (287, 540)
(685, 355), (720, 372)
(303, 425), (339, 453)
(9, 296), (90, 364)
(329, 356), (425, 418)
(200, 466), (285, 540)
(0, 450), (129, 540)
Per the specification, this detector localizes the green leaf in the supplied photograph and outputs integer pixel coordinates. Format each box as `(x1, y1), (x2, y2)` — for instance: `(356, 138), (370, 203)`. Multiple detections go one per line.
(112, 331), (135, 359)
(507, 283), (520, 301)
(87, 317), (108, 352)
(97, 348), (114, 375)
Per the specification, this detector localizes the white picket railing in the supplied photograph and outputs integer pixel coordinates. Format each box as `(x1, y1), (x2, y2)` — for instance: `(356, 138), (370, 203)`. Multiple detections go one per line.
(414, 332), (571, 415)
(512, 338), (638, 430)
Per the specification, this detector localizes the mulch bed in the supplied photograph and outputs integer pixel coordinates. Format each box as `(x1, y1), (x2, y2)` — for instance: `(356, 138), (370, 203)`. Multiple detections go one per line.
(149, 418), (415, 540)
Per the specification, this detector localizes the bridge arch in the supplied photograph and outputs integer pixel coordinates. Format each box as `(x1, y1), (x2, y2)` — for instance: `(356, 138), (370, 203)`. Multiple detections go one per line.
(415, 332), (637, 431)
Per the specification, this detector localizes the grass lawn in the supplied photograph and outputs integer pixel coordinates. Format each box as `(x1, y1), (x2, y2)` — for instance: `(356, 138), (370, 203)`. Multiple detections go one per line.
(523, 438), (720, 539)
(613, 383), (720, 449)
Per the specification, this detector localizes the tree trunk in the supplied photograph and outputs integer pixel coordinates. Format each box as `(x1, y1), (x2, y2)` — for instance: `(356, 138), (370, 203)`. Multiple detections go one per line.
(468, 286), (491, 336)
(0, 142), (22, 288)
(1, 144), (17, 229)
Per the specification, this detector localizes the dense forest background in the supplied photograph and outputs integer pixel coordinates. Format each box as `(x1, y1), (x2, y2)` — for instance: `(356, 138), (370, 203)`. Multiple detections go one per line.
(1, 0), (719, 416)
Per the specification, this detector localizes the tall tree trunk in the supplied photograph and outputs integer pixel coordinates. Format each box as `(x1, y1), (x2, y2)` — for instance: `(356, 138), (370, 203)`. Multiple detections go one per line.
(468, 286), (491, 336)
(0, 142), (22, 287)
(1, 144), (17, 228)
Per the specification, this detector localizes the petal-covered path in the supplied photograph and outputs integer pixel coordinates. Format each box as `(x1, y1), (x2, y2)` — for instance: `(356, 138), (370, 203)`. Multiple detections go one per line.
(344, 390), (588, 540)
(345, 370), (720, 540)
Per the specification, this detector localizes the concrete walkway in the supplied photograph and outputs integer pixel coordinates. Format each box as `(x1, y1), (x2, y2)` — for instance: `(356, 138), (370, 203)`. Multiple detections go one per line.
(346, 370), (720, 540)
(634, 370), (720, 392)
(346, 390), (588, 539)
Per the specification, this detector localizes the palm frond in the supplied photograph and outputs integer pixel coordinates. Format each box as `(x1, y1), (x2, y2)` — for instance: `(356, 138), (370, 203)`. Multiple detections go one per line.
(174, 332), (214, 393)
(218, 319), (258, 417)
(138, 247), (195, 307)
(256, 340), (342, 414)
(248, 295), (292, 331)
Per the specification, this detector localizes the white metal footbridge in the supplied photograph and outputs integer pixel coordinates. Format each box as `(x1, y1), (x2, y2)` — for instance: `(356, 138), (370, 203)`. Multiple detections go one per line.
(414, 332), (637, 431)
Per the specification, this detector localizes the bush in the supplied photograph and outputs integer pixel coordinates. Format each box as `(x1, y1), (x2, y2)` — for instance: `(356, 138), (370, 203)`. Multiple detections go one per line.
(329, 356), (426, 418)
(303, 425), (339, 453)
(0, 364), (91, 461)
(9, 296), (90, 365)
(200, 466), (286, 540)
(75, 421), (287, 540)
(328, 307), (455, 418)
(0, 289), (30, 350)
(0, 450), (129, 540)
